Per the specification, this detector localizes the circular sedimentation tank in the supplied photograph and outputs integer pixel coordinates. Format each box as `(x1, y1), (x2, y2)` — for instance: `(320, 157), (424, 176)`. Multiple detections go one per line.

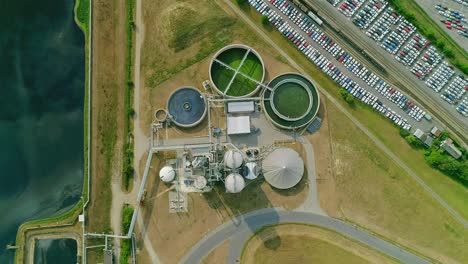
(167, 87), (207, 127)
(262, 73), (320, 129)
(209, 44), (265, 97)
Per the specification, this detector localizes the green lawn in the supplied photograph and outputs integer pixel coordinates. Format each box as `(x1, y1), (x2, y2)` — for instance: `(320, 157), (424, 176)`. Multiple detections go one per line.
(272, 83), (309, 118)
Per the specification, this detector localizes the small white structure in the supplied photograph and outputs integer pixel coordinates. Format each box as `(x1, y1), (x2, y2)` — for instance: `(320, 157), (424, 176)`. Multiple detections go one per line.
(194, 175), (208, 189)
(225, 173), (245, 193)
(224, 149), (244, 169)
(159, 166), (176, 182)
(244, 162), (259, 180)
(227, 116), (251, 135)
(227, 101), (255, 113)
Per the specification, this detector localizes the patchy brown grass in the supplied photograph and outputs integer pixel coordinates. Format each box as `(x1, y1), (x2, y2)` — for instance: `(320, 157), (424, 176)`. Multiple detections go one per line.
(201, 240), (231, 264)
(242, 224), (397, 264)
(86, 0), (127, 262)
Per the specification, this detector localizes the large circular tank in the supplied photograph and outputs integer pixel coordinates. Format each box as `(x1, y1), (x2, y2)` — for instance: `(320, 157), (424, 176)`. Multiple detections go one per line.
(209, 44), (265, 98)
(262, 148), (304, 189)
(159, 166), (175, 182)
(167, 87), (207, 127)
(224, 149), (244, 169)
(262, 73), (320, 129)
(225, 173), (246, 193)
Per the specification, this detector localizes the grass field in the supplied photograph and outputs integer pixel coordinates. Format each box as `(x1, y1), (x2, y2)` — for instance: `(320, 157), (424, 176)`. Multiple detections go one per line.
(326, 98), (467, 263)
(242, 224), (396, 264)
(272, 83), (310, 118)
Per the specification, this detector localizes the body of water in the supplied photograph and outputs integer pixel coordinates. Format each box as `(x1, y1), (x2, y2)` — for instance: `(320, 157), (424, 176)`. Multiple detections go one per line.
(0, 0), (84, 262)
(34, 238), (77, 264)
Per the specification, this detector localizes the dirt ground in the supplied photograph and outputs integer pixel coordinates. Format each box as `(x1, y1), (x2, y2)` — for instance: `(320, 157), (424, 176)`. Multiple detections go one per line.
(242, 224), (396, 264)
(86, 0), (127, 261)
(306, 97), (340, 218)
(201, 240), (231, 264)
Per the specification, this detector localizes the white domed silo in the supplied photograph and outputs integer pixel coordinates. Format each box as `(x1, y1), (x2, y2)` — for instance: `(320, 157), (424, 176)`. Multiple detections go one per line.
(224, 149), (244, 169)
(159, 166), (175, 183)
(244, 162), (259, 180)
(225, 173), (245, 193)
(262, 148), (304, 189)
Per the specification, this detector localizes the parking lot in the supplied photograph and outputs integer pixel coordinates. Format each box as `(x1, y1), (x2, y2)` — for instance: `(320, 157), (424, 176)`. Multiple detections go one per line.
(328, 0), (468, 120)
(414, 0), (468, 51)
(248, 0), (441, 131)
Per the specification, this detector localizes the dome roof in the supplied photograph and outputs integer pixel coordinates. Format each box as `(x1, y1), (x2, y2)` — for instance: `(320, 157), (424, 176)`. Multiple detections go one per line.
(224, 150), (244, 169)
(262, 148), (304, 189)
(244, 162), (259, 180)
(159, 166), (175, 182)
(194, 175), (207, 189)
(225, 173), (245, 193)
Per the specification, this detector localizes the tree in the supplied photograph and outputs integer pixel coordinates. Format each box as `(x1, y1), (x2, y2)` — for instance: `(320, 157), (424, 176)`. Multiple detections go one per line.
(435, 39), (445, 49)
(399, 128), (410, 137)
(236, 0), (247, 5)
(261, 15), (269, 26)
(405, 135), (424, 148)
(443, 47), (454, 58)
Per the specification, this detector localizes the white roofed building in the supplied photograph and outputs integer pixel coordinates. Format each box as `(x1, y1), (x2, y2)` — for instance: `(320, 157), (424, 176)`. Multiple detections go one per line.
(227, 116), (251, 135)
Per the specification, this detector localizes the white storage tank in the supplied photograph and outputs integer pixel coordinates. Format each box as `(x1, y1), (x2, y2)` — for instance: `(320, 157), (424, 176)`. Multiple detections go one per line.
(225, 173), (245, 193)
(159, 166), (175, 183)
(244, 162), (259, 180)
(224, 149), (244, 169)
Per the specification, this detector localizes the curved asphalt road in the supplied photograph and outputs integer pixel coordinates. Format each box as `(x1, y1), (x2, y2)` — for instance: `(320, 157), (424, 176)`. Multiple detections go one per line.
(180, 208), (430, 264)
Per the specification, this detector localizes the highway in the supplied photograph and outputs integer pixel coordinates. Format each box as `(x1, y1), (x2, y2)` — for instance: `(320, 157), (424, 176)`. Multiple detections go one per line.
(180, 208), (431, 264)
(303, 0), (468, 146)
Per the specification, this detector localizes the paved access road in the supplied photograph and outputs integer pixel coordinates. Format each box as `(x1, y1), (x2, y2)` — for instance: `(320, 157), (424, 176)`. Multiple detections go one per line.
(180, 208), (431, 264)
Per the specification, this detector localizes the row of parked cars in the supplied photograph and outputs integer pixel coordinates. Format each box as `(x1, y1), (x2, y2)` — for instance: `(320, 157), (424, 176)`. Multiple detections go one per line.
(395, 34), (428, 66)
(456, 97), (468, 116)
(366, 7), (400, 41)
(339, 0), (366, 17)
(381, 19), (416, 54)
(425, 62), (455, 92)
(410, 46), (442, 80)
(441, 76), (468, 104)
(250, 0), (415, 129)
(333, 0), (467, 118)
(352, 0), (387, 29)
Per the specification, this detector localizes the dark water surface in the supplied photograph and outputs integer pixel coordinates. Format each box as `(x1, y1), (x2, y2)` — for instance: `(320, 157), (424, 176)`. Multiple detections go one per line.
(34, 239), (77, 264)
(0, 0), (84, 262)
